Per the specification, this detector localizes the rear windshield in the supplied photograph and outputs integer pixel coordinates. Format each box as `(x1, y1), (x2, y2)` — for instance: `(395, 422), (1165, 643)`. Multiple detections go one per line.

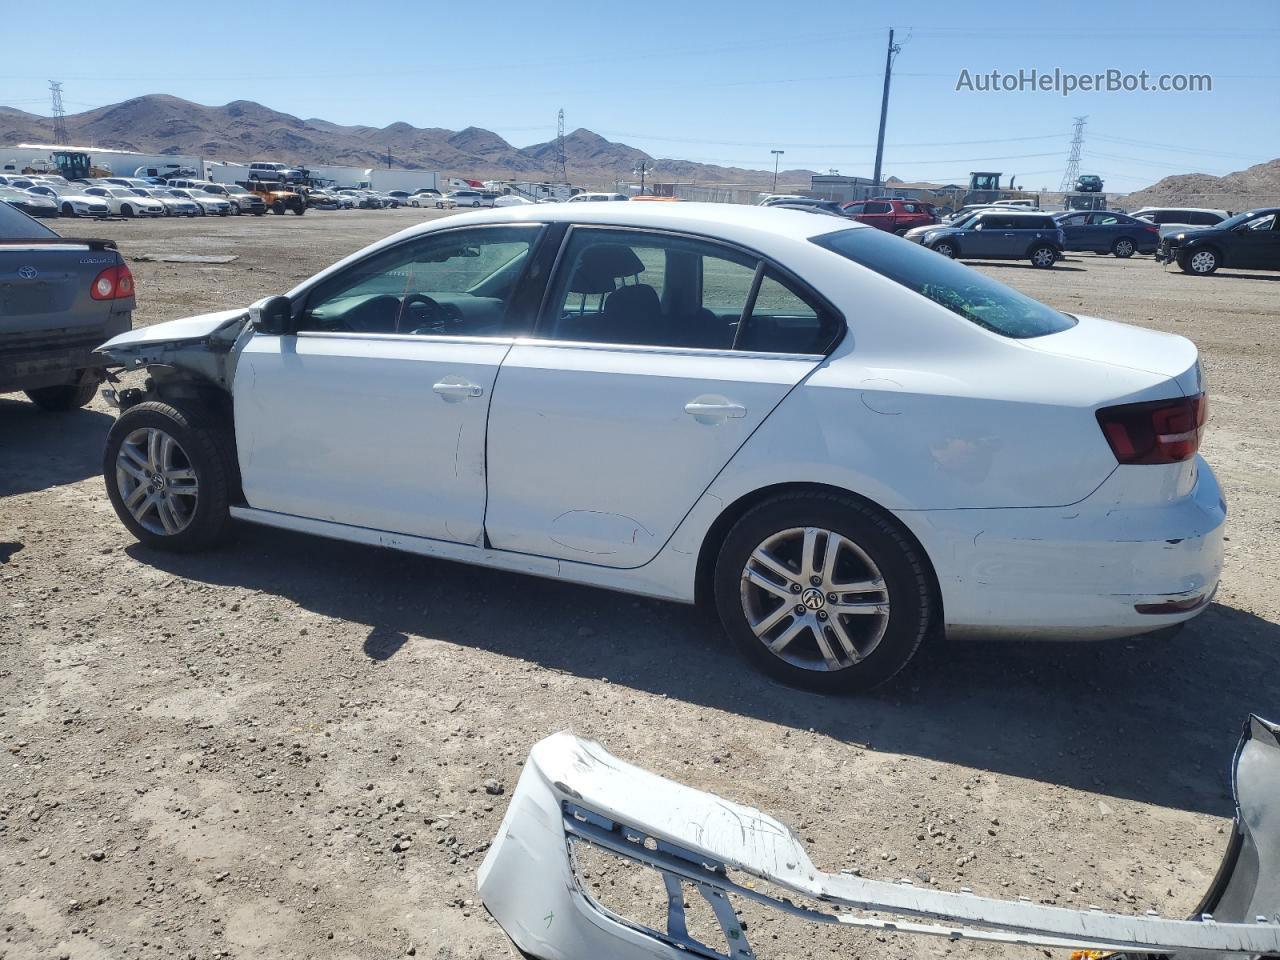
(812, 227), (1076, 339)
(0, 200), (58, 239)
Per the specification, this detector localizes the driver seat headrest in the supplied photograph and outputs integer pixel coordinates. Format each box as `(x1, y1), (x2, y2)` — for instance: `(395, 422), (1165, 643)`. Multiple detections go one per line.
(568, 244), (647, 294)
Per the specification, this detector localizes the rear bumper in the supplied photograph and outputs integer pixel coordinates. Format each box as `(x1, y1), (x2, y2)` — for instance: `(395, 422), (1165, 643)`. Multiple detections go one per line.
(0, 311), (132, 392)
(896, 456), (1226, 640)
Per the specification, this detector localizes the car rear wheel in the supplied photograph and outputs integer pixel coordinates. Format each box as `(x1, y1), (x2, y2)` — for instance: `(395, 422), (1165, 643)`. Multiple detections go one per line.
(1030, 245), (1057, 268)
(121, 204), (134, 217)
(1112, 238), (1135, 258)
(714, 492), (934, 693)
(272, 202), (285, 215)
(25, 377), (98, 412)
(103, 401), (232, 551)
(1181, 249), (1219, 275)
(932, 240), (956, 258)
(61, 202), (76, 217)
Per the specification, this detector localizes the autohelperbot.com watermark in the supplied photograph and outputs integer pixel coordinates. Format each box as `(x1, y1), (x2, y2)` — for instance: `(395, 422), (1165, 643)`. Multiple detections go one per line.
(955, 68), (1212, 96)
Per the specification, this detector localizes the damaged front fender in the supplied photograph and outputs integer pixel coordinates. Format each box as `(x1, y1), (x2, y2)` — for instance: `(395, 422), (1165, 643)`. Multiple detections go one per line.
(478, 717), (1280, 960)
(94, 309), (250, 394)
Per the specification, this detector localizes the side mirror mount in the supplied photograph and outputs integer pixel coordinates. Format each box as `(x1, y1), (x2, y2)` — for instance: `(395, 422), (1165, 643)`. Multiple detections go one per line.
(249, 295), (292, 335)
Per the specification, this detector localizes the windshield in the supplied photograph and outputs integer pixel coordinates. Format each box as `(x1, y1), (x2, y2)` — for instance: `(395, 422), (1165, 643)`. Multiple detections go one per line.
(1216, 210), (1277, 230)
(0, 200), (59, 239)
(812, 227), (1076, 339)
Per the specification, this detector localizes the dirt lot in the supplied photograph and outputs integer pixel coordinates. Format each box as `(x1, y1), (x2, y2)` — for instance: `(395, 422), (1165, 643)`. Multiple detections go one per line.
(2, 208), (1278, 960)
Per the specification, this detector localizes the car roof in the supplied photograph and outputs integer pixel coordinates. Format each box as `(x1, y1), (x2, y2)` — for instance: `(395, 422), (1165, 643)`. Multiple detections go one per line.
(1130, 206), (1229, 216)
(428, 200), (870, 241)
(288, 202), (873, 301)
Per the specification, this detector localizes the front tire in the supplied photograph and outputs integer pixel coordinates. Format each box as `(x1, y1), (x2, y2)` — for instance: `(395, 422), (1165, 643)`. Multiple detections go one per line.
(1112, 237), (1135, 258)
(1030, 245), (1057, 268)
(103, 401), (232, 551)
(1180, 249), (1219, 275)
(713, 492), (934, 693)
(272, 202), (285, 215)
(25, 378), (98, 411)
(932, 240), (956, 258)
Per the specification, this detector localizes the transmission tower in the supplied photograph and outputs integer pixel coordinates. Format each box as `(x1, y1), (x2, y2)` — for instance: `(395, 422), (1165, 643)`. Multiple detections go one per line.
(555, 108), (567, 183)
(1058, 115), (1087, 192)
(49, 80), (69, 145)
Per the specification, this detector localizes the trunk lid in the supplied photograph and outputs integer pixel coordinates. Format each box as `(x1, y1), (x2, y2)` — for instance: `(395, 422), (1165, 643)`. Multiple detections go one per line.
(1022, 313), (1202, 399)
(1, 240), (130, 337)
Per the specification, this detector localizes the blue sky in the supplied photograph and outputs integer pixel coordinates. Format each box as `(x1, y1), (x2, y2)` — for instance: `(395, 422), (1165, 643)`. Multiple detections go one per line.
(4, 0), (1278, 192)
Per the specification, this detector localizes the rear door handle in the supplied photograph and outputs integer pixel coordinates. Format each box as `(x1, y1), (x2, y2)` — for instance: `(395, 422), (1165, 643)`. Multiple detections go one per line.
(685, 398), (746, 423)
(433, 378), (484, 401)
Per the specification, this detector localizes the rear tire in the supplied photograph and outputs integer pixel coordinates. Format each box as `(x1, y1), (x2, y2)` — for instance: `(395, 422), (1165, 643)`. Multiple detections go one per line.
(713, 492), (934, 693)
(62, 202), (76, 217)
(272, 202), (285, 215)
(1030, 245), (1057, 268)
(1112, 237), (1135, 258)
(121, 204), (134, 217)
(103, 401), (232, 552)
(25, 378), (98, 411)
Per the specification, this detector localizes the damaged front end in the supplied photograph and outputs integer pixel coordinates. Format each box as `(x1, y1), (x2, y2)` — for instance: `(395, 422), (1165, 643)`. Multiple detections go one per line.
(478, 717), (1280, 960)
(93, 309), (250, 410)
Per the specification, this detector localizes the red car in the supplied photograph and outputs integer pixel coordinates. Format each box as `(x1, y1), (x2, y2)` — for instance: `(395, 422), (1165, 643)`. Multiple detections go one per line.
(841, 198), (938, 234)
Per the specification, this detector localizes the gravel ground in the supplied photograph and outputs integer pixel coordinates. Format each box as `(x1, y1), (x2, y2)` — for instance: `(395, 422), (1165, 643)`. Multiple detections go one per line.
(2, 208), (1278, 960)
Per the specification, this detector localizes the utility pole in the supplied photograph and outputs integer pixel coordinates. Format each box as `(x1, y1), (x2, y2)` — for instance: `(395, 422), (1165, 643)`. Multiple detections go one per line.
(556, 108), (568, 183)
(1058, 116), (1087, 192)
(49, 81), (68, 146)
(871, 29), (901, 188)
(386, 146), (392, 169)
(634, 160), (648, 195)
(771, 149), (784, 193)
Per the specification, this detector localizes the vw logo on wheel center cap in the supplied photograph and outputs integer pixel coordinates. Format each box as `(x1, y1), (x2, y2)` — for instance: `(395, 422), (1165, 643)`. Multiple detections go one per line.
(801, 587), (825, 610)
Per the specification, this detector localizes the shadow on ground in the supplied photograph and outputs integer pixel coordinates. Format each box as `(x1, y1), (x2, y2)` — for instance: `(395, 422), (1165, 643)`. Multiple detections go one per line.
(0, 395), (114, 497)
(131, 523), (1280, 817)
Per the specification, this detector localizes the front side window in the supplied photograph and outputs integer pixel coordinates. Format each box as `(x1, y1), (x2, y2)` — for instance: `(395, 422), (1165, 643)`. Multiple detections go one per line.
(812, 227), (1076, 339)
(299, 225), (541, 337)
(863, 201), (891, 214)
(540, 228), (838, 354)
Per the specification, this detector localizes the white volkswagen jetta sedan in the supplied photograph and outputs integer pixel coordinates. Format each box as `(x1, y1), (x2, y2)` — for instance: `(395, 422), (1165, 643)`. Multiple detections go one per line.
(94, 203), (1223, 691)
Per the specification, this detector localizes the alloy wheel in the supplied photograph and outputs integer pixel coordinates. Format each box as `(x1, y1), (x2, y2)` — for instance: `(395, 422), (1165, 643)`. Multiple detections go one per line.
(1032, 247), (1056, 267)
(1191, 251), (1217, 274)
(115, 427), (199, 536)
(1114, 239), (1134, 257)
(739, 526), (890, 672)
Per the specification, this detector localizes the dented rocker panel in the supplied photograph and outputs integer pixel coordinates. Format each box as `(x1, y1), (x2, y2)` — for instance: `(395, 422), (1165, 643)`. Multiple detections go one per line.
(478, 720), (1280, 960)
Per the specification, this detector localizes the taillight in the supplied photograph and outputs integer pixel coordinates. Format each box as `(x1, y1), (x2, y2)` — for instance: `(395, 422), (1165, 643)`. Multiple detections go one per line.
(90, 263), (135, 300)
(1143, 224), (1159, 233)
(1096, 393), (1207, 465)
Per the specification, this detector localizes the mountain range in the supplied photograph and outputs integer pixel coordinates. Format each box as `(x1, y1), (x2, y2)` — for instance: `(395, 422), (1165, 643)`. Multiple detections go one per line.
(0, 94), (818, 188)
(1121, 157), (1280, 212)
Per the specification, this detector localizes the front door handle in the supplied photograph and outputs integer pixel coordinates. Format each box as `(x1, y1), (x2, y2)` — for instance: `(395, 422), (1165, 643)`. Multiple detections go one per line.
(685, 398), (746, 424)
(433, 378), (484, 401)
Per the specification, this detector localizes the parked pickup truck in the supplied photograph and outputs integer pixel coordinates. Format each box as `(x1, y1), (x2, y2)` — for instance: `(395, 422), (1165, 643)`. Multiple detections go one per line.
(1, 201), (134, 410)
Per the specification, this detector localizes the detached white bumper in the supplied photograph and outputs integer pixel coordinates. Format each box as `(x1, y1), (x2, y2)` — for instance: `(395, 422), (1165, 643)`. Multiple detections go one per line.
(897, 456), (1226, 640)
(479, 722), (1280, 960)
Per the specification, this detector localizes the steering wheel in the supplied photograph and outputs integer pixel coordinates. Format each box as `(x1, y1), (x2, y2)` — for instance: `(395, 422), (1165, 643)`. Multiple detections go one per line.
(406, 294), (466, 334)
(402, 292), (443, 328)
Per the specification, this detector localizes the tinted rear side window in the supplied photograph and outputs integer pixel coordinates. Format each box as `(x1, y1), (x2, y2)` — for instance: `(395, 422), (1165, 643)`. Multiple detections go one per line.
(812, 228), (1076, 339)
(0, 200), (58, 239)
